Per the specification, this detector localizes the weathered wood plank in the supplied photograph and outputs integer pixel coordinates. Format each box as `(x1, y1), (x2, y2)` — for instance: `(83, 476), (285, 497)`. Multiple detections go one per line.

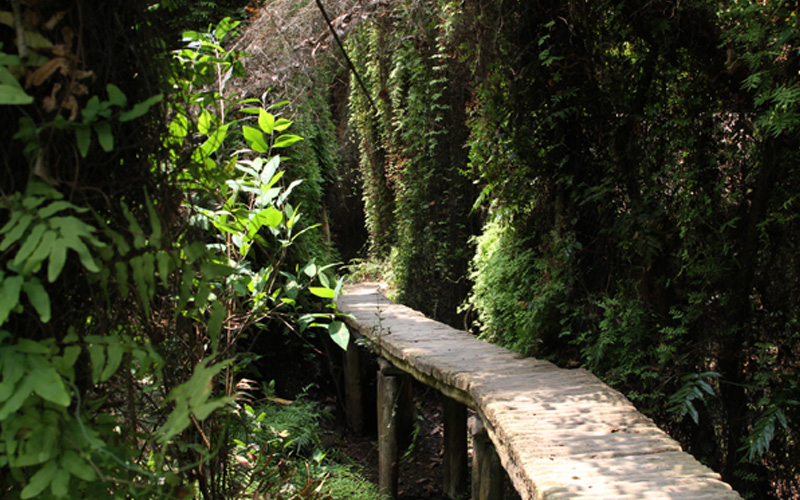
(339, 283), (742, 500)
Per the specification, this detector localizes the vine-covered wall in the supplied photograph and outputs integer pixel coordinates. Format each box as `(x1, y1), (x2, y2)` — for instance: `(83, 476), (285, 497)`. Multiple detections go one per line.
(346, 0), (800, 497)
(347, 0), (479, 326)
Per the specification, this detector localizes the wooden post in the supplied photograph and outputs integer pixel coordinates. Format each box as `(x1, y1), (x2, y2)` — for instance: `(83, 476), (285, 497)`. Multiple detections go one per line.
(343, 340), (364, 434)
(469, 416), (504, 500)
(443, 396), (468, 499)
(378, 359), (402, 499)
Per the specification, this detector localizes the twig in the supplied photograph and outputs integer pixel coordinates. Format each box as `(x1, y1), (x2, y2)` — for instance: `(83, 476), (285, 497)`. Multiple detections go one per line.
(314, 0), (379, 114)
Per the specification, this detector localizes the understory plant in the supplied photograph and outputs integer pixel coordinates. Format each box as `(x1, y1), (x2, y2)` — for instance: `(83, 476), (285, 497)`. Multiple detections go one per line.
(1, 9), (349, 500)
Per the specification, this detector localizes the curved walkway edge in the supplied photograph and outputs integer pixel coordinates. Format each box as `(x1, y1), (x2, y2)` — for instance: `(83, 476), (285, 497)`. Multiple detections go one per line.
(338, 282), (742, 500)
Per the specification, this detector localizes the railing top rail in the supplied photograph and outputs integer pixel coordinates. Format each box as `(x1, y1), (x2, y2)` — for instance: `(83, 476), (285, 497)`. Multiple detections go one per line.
(338, 282), (742, 500)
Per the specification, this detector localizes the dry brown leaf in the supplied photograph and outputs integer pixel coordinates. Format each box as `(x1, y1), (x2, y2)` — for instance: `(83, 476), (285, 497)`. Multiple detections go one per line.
(27, 56), (70, 87)
(62, 94), (78, 121)
(43, 10), (66, 30)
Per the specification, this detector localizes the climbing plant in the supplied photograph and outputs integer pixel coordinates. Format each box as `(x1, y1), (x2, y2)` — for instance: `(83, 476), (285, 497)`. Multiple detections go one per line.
(347, 0), (478, 326)
(459, 0), (800, 497)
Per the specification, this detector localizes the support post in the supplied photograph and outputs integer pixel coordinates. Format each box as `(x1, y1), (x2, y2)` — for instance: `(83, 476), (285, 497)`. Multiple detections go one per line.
(378, 359), (402, 499)
(469, 416), (504, 500)
(443, 396), (468, 499)
(343, 340), (364, 434)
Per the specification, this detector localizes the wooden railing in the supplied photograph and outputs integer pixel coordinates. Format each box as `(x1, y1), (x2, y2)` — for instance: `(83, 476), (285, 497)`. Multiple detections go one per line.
(338, 282), (742, 500)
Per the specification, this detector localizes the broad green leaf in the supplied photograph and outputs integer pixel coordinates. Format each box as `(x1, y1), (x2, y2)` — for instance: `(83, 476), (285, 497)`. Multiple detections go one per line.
(37, 200), (79, 219)
(50, 467), (69, 498)
(272, 134), (303, 148)
(304, 263), (317, 278)
(47, 239), (66, 282)
(22, 278), (51, 323)
(75, 124), (91, 157)
(145, 193), (163, 246)
(119, 93), (163, 122)
(115, 261), (130, 298)
(100, 342), (124, 382)
(0, 83), (34, 105)
(259, 155), (281, 185)
(199, 123), (229, 156)
(82, 96), (101, 122)
(87, 344), (105, 385)
(169, 112), (189, 141)
(246, 207), (283, 239)
(11, 222), (46, 267)
(0, 349), (24, 402)
(258, 108), (275, 134)
(20, 460), (56, 499)
(199, 262), (234, 280)
(0, 373), (34, 419)
(328, 321), (350, 351)
(62, 235), (100, 273)
(106, 84), (127, 107)
(0, 207), (24, 235)
(61, 450), (96, 481)
(192, 396), (231, 420)
(198, 109), (214, 135)
(31, 364), (70, 406)
(242, 125), (269, 153)
(0, 275), (23, 325)
(0, 212), (33, 251)
(156, 251), (173, 288)
(308, 287), (335, 299)
(94, 121), (114, 152)
(207, 301), (226, 352)
(273, 118), (293, 132)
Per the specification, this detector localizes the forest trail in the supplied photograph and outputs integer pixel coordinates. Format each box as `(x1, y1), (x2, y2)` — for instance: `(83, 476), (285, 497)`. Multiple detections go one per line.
(338, 282), (742, 500)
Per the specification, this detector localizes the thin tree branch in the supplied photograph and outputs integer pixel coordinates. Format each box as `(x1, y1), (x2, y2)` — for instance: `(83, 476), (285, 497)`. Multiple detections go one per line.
(314, 0), (379, 114)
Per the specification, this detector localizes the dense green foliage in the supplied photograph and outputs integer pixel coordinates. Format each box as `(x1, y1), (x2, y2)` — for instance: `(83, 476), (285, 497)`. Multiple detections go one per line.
(348, 0), (799, 497)
(347, 1), (479, 325)
(0, 3), (352, 499)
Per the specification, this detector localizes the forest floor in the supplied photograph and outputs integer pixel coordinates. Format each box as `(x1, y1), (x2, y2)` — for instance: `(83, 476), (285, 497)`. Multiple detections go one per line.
(318, 382), (452, 500)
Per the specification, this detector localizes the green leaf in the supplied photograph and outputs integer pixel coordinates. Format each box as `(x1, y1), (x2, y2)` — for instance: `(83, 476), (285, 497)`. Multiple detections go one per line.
(328, 321), (350, 351)
(22, 278), (51, 323)
(198, 109), (215, 135)
(273, 118), (293, 132)
(12, 222), (46, 267)
(106, 84), (127, 107)
(145, 192), (163, 246)
(75, 124), (91, 158)
(37, 200), (80, 219)
(61, 451), (96, 481)
(0, 83), (34, 105)
(243, 125), (270, 153)
(272, 134), (303, 148)
(0, 212), (33, 251)
(207, 301), (226, 353)
(199, 123), (229, 157)
(258, 108), (275, 134)
(0, 275), (23, 325)
(21, 460), (56, 499)
(100, 342), (124, 382)
(0, 373), (34, 419)
(31, 363), (70, 406)
(119, 93), (163, 122)
(50, 467), (69, 498)
(94, 121), (114, 152)
(62, 235), (100, 273)
(47, 239), (66, 282)
(308, 287), (335, 299)
(87, 344), (105, 385)
(0, 349), (24, 402)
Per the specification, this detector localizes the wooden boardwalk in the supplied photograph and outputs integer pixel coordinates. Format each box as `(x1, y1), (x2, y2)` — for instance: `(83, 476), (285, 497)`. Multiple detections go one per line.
(338, 282), (742, 500)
